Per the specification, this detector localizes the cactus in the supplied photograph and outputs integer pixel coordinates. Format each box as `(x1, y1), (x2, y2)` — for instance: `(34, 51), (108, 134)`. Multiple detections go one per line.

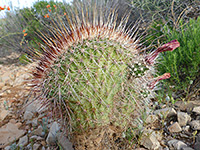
(27, 1), (180, 139)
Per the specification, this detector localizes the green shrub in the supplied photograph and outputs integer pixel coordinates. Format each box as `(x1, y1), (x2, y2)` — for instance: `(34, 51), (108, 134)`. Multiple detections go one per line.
(156, 17), (200, 98)
(0, 0), (71, 56)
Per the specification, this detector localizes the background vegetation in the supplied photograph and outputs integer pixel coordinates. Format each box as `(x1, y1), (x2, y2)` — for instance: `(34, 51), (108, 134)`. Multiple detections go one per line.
(0, 0), (199, 149)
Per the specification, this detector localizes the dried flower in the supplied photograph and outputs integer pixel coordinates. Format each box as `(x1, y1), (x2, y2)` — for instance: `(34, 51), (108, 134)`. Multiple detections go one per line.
(146, 40), (180, 65)
(149, 73), (171, 89)
(156, 40), (180, 53)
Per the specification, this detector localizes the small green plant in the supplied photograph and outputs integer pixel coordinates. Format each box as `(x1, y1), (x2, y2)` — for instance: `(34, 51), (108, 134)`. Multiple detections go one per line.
(192, 130), (198, 143)
(3, 100), (9, 110)
(38, 117), (49, 135)
(10, 142), (22, 150)
(30, 138), (34, 149)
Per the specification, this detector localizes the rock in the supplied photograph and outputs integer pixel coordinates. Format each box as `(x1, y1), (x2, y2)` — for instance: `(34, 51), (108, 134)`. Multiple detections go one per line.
(140, 129), (161, 150)
(46, 122), (60, 145)
(196, 133), (200, 142)
(175, 101), (200, 112)
(181, 147), (194, 150)
(177, 112), (191, 126)
(31, 118), (38, 126)
(30, 135), (39, 140)
(174, 101), (188, 111)
(0, 122), (25, 148)
(196, 116), (200, 120)
(37, 136), (43, 140)
(30, 135), (43, 141)
(164, 147), (169, 150)
(154, 108), (177, 118)
(153, 130), (163, 141)
(42, 146), (46, 150)
(0, 82), (4, 90)
(6, 90), (11, 94)
(168, 139), (188, 150)
(146, 115), (158, 124)
(4, 146), (11, 150)
(25, 101), (40, 113)
(18, 135), (28, 146)
(26, 143), (32, 149)
(190, 120), (200, 130)
(194, 133), (200, 150)
(1, 73), (10, 83)
(56, 132), (74, 150)
(33, 143), (41, 150)
(180, 133), (189, 138)
(9, 119), (16, 124)
(23, 111), (33, 120)
(182, 126), (190, 132)
(168, 122), (182, 133)
(41, 141), (46, 146)
(33, 126), (44, 136)
(0, 109), (9, 121)
(194, 142), (200, 150)
(28, 129), (31, 134)
(193, 106), (200, 115)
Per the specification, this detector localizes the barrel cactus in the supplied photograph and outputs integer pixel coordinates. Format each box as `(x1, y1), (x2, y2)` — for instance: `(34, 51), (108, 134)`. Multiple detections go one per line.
(26, 0), (180, 142)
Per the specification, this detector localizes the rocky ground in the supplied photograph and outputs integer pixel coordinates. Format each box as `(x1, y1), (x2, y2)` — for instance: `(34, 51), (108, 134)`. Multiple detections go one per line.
(0, 51), (199, 150)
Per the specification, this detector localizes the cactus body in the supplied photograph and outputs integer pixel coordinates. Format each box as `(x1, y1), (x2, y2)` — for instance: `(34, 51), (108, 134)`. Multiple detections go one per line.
(27, 1), (179, 138)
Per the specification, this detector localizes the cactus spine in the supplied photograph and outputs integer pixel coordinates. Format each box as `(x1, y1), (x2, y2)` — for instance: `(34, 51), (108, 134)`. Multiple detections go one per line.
(27, 1), (180, 137)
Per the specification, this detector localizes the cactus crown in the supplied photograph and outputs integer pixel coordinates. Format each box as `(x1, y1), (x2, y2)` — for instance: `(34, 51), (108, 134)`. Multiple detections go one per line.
(26, 1), (179, 138)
